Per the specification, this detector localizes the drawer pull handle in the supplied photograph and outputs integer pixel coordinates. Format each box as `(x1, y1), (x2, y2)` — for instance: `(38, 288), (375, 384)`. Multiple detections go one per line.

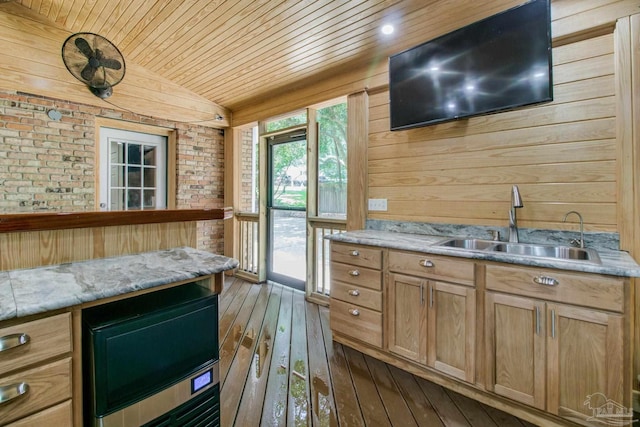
(533, 276), (559, 286)
(348, 308), (360, 316)
(348, 289), (360, 297)
(351, 250), (360, 256)
(419, 259), (434, 268)
(0, 333), (30, 353)
(349, 270), (360, 277)
(0, 382), (29, 406)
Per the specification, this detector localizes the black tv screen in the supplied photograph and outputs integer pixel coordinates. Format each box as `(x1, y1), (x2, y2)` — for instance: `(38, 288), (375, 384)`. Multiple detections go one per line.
(389, 0), (552, 131)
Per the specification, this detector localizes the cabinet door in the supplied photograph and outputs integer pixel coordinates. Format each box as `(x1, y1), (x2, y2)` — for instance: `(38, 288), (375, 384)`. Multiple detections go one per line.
(387, 273), (427, 364)
(485, 292), (545, 409)
(427, 281), (475, 383)
(546, 303), (625, 421)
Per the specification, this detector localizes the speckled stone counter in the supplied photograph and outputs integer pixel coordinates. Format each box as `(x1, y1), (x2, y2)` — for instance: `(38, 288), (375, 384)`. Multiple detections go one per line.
(0, 247), (239, 322)
(326, 230), (640, 277)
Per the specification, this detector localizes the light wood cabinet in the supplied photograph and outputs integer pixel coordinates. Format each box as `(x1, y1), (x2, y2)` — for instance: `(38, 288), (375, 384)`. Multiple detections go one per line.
(428, 281), (475, 383)
(546, 303), (624, 422)
(387, 250), (476, 383)
(330, 299), (383, 347)
(485, 292), (546, 409)
(485, 264), (627, 424)
(0, 312), (73, 426)
(330, 243), (382, 270)
(485, 264), (623, 313)
(388, 251), (474, 286)
(330, 239), (631, 427)
(5, 401), (73, 427)
(0, 313), (72, 376)
(387, 273), (427, 363)
(330, 243), (384, 348)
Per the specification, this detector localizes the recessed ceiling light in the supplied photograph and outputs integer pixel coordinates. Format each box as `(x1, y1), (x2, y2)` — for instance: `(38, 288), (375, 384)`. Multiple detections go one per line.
(381, 24), (394, 35)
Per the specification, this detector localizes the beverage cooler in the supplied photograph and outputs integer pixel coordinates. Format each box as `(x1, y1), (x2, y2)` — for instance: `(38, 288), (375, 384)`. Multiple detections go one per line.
(82, 282), (220, 427)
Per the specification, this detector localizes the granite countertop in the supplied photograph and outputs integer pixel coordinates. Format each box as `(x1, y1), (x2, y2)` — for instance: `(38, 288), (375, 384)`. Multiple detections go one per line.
(0, 247), (239, 322)
(326, 230), (640, 277)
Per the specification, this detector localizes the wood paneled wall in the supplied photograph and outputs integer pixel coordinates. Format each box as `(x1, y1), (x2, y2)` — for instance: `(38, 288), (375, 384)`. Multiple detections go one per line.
(0, 3), (229, 127)
(367, 31), (618, 232)
(232, 0), (639, 127)
(0, 222), (196, 271)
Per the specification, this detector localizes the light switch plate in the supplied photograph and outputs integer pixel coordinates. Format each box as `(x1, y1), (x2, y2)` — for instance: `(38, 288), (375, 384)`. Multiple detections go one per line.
(368, 198), (387, 211)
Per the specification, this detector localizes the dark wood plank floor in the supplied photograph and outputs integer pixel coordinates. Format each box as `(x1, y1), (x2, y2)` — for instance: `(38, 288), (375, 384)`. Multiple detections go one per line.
(219, 277), (538, 427)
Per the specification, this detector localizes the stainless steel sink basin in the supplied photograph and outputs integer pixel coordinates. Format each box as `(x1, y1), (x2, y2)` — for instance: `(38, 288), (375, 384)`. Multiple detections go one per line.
(488, 243), (601, 263)
(436, 238), (497, 251)
(435, 238), (601, 264)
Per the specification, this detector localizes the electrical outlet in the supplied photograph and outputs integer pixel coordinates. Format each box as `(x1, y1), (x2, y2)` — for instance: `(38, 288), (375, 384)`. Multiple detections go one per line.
(368, 198), (388, 211)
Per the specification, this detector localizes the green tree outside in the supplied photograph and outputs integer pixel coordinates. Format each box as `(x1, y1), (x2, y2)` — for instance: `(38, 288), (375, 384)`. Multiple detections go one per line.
(266, 104), (347, 212)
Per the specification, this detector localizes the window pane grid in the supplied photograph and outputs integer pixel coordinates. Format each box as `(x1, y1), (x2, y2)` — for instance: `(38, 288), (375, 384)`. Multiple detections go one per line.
(109, 140), (159, 210)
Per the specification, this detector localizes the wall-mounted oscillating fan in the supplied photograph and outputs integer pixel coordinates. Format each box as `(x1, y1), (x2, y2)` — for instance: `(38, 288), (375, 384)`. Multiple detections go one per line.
(62, 32), (125, 99)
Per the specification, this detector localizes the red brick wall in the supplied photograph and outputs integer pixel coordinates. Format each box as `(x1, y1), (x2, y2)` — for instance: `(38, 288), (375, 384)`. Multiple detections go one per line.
(175, 124), (225, 253)
(0, 90), (225, 253)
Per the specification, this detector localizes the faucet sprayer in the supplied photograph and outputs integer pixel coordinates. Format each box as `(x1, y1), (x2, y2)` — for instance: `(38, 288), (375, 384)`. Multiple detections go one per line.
(511, 185), (523, 209)
(508, 185), (523, 243)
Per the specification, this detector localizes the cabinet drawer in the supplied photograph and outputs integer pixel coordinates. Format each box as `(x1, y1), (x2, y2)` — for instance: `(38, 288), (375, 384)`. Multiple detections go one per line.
(0, 357), (72, 425)
(486, 264), (624, 312)
(331, 262), (382, 290)
(330, 299), (382, 348)
(6, 400), (72, 427)
(388, 251), (475, 285)
(331, 243), (382, 269)
(331, 280), (382, 312)
(0, 313), (72, 377)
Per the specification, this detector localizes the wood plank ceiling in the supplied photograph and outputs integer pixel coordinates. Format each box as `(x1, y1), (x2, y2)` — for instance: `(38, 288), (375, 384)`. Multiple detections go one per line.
(13, 0), (439, 116)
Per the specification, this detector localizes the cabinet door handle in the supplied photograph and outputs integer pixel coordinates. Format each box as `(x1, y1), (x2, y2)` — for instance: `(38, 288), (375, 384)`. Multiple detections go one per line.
(420, 284), (424, 306)
(348, 289), (360, 297)
(0, 382), (29, 406)
(348, 270), (360, 277)
(0, 333), (30, 353)
(419, 259), (434, 268)
(429, 285), (434, 307)
(348, 308), (360, 316)
(535, 306), (541, 336)
(350, 250), (360, 257)
(533, 276), (559, 286)
(551, 309), (556, 338)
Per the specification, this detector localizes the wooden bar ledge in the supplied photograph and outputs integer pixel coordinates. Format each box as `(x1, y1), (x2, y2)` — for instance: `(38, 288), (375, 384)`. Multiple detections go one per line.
(0, 208), (234, 233)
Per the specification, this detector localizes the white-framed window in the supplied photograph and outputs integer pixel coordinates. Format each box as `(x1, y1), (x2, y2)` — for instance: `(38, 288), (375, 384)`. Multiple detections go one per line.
(99, 127), (167, 210)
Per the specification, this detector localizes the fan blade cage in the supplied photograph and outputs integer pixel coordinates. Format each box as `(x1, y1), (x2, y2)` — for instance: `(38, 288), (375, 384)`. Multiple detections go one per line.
(62, 33), (126, 91)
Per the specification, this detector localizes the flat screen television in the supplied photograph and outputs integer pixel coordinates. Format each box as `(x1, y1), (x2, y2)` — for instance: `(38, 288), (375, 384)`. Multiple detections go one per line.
(389, 0), (552, 131)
